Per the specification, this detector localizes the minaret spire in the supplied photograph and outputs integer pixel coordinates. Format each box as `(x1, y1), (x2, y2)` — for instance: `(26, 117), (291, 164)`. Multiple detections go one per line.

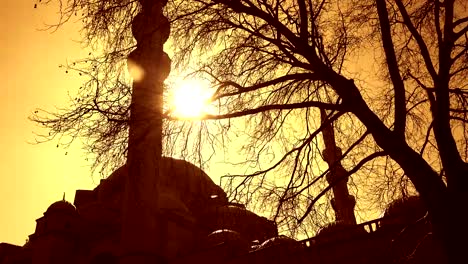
(120, 0), (171, 263)
(320, 109), (356, 225)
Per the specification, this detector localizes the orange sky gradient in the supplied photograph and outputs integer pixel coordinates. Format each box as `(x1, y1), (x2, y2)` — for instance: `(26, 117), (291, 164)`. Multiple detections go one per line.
(0, 0), (235, 246)
(1, 1), (97, 245)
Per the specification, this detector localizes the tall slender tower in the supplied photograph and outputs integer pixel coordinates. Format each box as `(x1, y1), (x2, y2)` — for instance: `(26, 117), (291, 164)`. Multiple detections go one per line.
(120, 0), (170, 263)
(320, 109), (356, 225)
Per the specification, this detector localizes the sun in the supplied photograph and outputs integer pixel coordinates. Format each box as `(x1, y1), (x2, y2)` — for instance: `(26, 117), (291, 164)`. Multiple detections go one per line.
(168, 78), (213, 119)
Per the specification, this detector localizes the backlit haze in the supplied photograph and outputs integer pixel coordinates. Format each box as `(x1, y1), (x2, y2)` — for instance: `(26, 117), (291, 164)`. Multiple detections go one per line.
(0, 0), (217, 245)
(168, 78), (214, 119)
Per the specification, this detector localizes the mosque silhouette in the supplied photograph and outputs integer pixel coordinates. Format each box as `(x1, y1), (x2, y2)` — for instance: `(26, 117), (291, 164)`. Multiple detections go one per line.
(1, 158), (445, 264)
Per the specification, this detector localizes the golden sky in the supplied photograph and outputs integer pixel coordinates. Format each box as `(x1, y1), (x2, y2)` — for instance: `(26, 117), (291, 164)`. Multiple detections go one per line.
(0, 0), (233, 246)
(0, 0), (97, 245)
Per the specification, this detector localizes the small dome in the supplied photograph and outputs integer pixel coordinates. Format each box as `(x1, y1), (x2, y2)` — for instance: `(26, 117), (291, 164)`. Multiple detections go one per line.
(200, 204), (277, 242)
(206, 229), (243, 246)
(201, 204), (249, 225)
(316, 221), (367, 241)
(46, 200), (77, 215)
(258, 235), (299, 250)
(317, 221), (350, 236)
(383, 196), (426, 218)
(381, 196), (427, 227)
(216, 204), (250, 216)
(205, 229), (249, 255)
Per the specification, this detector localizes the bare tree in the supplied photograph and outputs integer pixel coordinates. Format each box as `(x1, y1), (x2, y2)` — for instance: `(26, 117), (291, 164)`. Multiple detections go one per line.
(33, 0), (468, 262)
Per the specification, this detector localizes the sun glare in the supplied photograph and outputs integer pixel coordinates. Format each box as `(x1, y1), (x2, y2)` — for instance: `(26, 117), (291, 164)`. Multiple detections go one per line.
(169, 78), (213, 119)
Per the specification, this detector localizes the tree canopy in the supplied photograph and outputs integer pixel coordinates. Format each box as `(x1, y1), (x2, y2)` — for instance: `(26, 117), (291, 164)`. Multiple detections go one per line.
(32, 0), (468, 261)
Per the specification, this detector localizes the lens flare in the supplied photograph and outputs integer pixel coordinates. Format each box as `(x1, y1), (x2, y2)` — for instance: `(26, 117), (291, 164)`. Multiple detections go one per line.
(169, 79), (212, 119)
(127, 59), (145, 82)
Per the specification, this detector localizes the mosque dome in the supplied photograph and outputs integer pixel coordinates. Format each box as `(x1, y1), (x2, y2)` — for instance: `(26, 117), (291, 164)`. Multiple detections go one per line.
(45, 200), (77, 215)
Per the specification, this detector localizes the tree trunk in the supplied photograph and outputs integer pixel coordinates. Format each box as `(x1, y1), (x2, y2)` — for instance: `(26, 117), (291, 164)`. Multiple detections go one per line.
(434, 191), (468, 264)
(326, 72), (468, 264)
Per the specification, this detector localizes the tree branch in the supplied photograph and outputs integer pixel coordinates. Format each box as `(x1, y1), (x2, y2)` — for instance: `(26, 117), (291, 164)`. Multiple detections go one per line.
(376, 0), (407, 139)
(395, 0), (438, 80)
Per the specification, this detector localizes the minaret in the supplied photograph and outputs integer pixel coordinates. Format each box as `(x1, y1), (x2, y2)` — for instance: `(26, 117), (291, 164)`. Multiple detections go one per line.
(120, 0), (170, 263)
(320, 109), (356, 225)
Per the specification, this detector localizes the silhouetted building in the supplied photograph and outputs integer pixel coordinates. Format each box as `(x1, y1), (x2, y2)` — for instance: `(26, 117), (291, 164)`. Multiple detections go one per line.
(1, 160), (445, 264)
